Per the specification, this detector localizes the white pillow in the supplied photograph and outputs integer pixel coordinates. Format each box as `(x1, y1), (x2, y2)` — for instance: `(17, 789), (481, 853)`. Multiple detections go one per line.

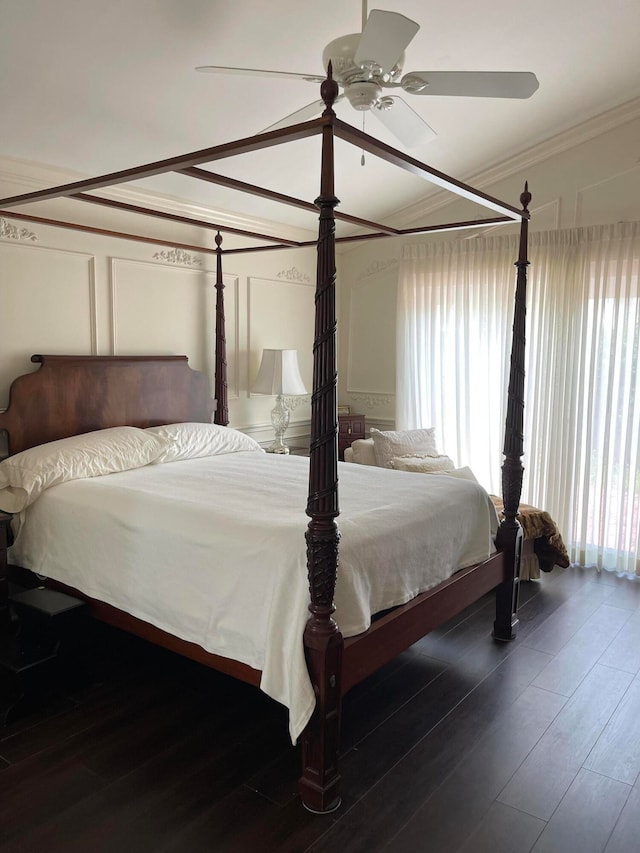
(389, 454), (456, 474)
(349, 437), (377, 466)
(0, 426), (170, 513)
(370, 427), (438, 469)
(146, 422), (263, 463)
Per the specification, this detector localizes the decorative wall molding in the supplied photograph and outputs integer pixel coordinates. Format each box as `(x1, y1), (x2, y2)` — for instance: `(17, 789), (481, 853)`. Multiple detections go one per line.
(87, 257), (98, 355)
(347, 279), (396, 398)
(365, 416), (395, 431)
(240, 419), (311, 443)
(284, 394), (311, 410)
(349, 392), (395, 409)
(0, 216), (38, 242)
(152, 248), (202, 266)
(356, 257), (398, 280)
(277, 266), (311, 283)
(0, 244), (98, 410)
(110, 259), (240, 400)
(246, 275), (315, 399)
(222, 274), (241, 401)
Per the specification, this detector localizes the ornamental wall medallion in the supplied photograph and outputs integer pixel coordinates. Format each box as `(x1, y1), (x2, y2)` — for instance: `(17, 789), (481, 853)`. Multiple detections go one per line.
(276, 266), (311, 284)
(0, 217), (38, 242)
(356, 258), (398, 280)
(284, 394), (311, 411)
(152, 248), (201, 266)
(350, 392), (394, 409)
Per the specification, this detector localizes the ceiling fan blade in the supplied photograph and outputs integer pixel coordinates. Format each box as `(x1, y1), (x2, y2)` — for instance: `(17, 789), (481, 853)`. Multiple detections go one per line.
(371, 97), (436, 148)
(354, 10), (420, 75)
(262, 97), (345, 133)
(196, 65), (324, 83)
(400, 71), (539, 99)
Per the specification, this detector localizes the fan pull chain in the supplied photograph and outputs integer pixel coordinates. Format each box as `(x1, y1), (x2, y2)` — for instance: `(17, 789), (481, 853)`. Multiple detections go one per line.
(361, 113), (366, 166)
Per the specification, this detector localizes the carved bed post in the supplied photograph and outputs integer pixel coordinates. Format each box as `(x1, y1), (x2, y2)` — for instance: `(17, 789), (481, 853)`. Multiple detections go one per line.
(494, 183), (531, 641)
(214, 231), (229, 426)
(299, 64), (343, 814)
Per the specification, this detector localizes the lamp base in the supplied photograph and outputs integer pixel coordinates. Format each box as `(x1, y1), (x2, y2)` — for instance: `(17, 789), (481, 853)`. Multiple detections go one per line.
(267, 395), (291, 455)
(265, 444), (290, 455)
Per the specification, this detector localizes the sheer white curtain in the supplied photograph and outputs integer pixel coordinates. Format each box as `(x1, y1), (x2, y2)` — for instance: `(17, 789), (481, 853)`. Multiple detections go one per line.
(397, 222), (640, 575)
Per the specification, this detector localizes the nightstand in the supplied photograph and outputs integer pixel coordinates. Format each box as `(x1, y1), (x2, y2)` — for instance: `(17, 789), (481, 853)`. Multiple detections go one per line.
(1, 584), (90, 725)
(288, 446), (310, 457)
(338, 413), (365, 461)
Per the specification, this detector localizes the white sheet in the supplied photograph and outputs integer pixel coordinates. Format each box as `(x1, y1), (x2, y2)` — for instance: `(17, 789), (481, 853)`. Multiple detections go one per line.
(10, 452), (498, 741)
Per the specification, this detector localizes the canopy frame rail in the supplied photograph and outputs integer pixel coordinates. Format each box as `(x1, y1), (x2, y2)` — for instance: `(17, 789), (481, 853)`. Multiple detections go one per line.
(0, 105), (527, 255)
(0, 208), (517, 256)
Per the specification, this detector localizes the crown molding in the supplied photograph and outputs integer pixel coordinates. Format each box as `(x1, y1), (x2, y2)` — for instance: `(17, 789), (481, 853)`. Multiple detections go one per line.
(0, 156), (317, 244)
(390, 96), (640, 229)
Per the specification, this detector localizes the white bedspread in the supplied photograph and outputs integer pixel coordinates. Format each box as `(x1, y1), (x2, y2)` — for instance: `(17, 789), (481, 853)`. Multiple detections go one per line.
(10, 452), (498, 741)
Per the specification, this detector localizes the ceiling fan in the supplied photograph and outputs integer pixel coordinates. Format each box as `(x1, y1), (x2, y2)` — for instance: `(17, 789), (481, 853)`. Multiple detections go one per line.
(196, 2), (539, 149)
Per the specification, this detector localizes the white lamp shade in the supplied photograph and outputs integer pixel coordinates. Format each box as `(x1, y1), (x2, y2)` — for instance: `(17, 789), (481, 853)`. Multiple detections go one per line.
(252, 349), (307, 396)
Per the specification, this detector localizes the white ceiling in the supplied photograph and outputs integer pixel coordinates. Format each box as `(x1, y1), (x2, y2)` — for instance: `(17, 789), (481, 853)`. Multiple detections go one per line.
(2, 0), (640, 235)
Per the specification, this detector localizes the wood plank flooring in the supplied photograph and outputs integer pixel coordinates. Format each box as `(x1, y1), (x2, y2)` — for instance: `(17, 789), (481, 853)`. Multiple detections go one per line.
(1, 565), (640, 852)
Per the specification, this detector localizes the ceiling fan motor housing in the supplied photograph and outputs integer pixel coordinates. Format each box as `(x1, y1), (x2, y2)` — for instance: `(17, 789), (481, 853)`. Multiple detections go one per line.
(322, 33), (405, 86)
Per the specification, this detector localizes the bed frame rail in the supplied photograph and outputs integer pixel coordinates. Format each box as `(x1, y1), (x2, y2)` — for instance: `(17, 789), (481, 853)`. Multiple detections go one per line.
(342, 554), (506, 694)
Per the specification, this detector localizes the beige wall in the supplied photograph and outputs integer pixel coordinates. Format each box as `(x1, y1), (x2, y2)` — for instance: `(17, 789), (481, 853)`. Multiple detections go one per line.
(337, 99), (640, 430)
(0, 160), (318, 445)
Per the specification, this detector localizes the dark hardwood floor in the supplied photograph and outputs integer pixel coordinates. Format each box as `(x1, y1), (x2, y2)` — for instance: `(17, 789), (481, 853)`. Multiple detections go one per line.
(2, 565), (640, 852)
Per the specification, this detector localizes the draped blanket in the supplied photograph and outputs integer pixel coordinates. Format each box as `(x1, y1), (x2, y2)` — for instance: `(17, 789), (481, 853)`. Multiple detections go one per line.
(490, 496), (570, 572)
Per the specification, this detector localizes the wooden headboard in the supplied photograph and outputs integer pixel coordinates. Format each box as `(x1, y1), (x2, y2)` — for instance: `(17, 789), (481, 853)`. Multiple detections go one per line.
(0, 355), (216, 455)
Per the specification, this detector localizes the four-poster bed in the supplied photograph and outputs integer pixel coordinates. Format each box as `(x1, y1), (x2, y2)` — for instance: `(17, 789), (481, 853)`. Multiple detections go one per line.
(0, 69), (530, 813)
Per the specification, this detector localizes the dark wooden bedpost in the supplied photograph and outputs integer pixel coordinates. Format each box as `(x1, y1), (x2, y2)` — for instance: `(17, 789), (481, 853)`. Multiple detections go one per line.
(494, 183), (531, 641)
(214, 231), (229, 426)
(299, 63), (343, 814)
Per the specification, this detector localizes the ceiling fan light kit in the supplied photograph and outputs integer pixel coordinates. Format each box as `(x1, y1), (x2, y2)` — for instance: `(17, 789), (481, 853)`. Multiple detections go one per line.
(343, 80), (382, 111)
(196, 4), (539, 148)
